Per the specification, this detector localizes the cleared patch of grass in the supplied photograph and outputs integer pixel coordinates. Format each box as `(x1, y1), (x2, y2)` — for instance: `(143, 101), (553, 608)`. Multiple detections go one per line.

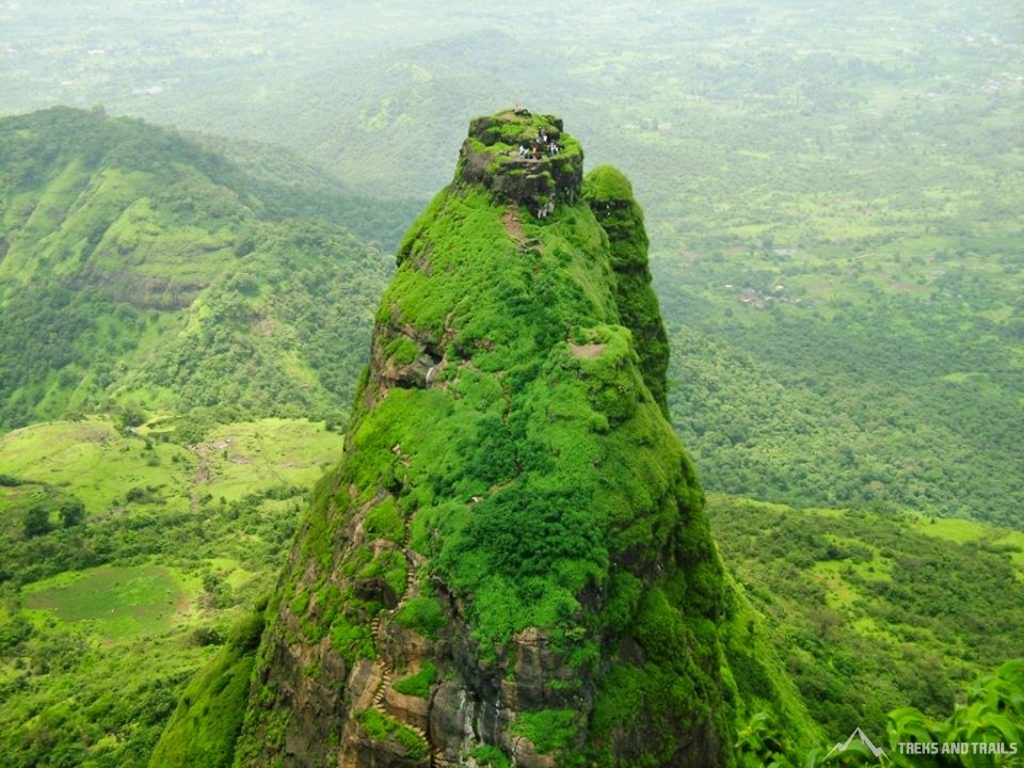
(22, 564), (193, 641)
(196, 418), (342, 503)
(0, 417), (192, 515)
(909, 516), (1024, 576)
(392, 660), (437, 698)
(0, 416), (343, 515)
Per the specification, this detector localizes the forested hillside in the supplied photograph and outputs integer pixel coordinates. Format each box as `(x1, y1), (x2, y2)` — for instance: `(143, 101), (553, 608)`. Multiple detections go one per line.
(0, 107), (411, 432)
(3, 0), (1018, 525)
(710, 495), (1024, 737)
(0, 108), (405, 767)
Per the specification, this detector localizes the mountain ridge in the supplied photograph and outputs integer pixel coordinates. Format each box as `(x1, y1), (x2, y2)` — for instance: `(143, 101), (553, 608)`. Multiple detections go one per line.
(0, 107), (400, 433)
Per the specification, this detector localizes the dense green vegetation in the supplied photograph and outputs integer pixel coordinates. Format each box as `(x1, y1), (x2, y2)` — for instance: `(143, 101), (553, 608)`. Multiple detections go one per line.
(0, 107), (397, 432)
(877, 661), (1024, 768)
(662, 245), (1023, 524)
(146, 611), (264, 768)
(584, 165), (671, 415)
(7, 0), (1016, 526)
(0, 107), (409, 766)
(737, 661), (1024, 767)
(710, 494), (1024, 741)
(0, 417), (343, 766)
(231, 115), (764, 767)
(2, 1), (1022, 762)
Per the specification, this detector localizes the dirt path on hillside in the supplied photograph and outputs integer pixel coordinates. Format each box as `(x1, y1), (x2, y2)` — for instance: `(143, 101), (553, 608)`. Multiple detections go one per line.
(501, 204), (524, 244)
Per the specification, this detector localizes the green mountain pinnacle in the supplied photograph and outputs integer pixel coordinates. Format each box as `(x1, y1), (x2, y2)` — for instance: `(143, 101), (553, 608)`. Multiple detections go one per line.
(156, 109), (766, 767)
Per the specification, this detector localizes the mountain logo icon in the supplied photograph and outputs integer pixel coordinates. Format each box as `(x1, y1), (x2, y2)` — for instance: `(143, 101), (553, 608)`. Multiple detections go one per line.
(826, 727), (889, 761)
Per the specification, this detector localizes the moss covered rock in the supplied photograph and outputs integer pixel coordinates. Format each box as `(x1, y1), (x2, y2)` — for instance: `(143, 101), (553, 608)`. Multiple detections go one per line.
(457, 108), (584, 215)
(584, 165), (671, 415)
(173, 109), (753, 768)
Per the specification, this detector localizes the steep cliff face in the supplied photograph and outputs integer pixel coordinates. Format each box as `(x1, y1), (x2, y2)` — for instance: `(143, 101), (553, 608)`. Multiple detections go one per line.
(232, 109), (737, 768)
(582, 166), (670, 416)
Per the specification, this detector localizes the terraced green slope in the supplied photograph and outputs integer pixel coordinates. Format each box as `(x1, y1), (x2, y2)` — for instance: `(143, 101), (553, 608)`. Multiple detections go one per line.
(0, 416), (345, 768)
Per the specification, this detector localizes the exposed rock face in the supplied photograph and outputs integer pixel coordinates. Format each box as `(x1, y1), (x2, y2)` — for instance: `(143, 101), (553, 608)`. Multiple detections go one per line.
(457, 110), (583, 213)
(231, 110), (738, 768)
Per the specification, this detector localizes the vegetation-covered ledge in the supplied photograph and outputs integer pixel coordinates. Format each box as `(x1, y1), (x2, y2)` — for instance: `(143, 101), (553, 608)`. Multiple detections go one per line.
(456, 108), (584, 211)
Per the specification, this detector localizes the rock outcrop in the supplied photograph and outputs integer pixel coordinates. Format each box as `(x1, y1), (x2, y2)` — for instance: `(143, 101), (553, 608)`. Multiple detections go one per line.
(456, 109), (583, 215)
(227, 109), (739, 768)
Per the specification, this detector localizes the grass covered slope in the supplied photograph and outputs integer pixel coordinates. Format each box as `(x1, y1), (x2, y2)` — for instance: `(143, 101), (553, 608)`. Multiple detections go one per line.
(0, 417), (343, 767)
(0, 107), (394, 432)
(710, 494), (1024, 740)
(147, 612), (265, 768)
(223, 110), (749, 768)
(584, 165), (671, 415)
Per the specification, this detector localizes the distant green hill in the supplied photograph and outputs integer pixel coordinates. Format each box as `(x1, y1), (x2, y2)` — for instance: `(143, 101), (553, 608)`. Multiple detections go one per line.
(709, 493), (1024, 739)
(0, 107), (412, 433)
(661, 243), (1024, 526)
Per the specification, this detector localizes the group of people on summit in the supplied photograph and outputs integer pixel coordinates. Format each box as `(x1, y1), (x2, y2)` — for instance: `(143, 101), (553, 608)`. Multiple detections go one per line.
(517, 129), (562, 160)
